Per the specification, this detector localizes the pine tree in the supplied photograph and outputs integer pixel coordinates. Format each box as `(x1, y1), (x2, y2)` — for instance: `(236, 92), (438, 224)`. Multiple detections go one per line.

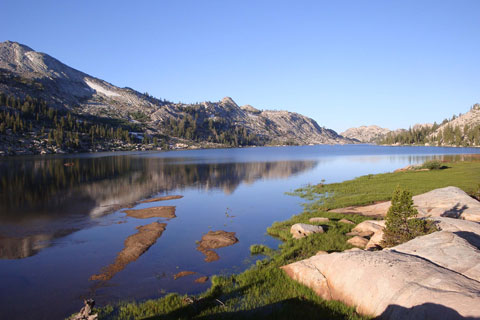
(382, 186), (435, 247)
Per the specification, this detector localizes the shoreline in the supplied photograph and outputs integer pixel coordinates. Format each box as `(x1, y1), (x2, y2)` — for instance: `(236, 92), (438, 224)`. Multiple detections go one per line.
(92, 159), (480, 320)
(3, 143), (480, 160)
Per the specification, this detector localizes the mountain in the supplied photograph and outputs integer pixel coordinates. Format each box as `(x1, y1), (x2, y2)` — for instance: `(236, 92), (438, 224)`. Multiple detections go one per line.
(428, 104), (480, 146)
(377, 104), (480, 146)
(341, 104), (480, 147)
(340, 125), (391, 143)
(0, 41), (354, 155)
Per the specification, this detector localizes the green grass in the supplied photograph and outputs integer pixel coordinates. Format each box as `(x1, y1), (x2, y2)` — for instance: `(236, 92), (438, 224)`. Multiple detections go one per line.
(96, 160), (480, 320)
(249, 244), (274, 256)
(291, 160), (480, 212)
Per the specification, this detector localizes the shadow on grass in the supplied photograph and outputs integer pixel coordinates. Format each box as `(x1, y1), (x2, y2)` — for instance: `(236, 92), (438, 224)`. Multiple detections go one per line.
(140, 282), (254, 320)
(144, 297), (355, 320)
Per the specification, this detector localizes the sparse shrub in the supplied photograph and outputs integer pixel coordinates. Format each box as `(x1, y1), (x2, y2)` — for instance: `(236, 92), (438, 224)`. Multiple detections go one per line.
(421, 160), (443, 170)
(382, 186), (437, 247)
(250, 244), (273, 256)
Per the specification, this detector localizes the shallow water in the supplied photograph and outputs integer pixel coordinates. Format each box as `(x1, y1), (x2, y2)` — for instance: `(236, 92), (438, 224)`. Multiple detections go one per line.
(0, 144), (479, 319)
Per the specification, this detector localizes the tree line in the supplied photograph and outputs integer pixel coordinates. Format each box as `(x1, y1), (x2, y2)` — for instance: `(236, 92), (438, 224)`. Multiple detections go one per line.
(0, 93), (143, 150)
(0, 93), (266, 152)
(379, 104), (480, 147)
(164, 106), (266, 147)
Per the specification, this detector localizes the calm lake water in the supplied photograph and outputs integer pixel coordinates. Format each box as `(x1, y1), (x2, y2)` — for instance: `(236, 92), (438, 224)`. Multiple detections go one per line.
(1, 144), (479, 319)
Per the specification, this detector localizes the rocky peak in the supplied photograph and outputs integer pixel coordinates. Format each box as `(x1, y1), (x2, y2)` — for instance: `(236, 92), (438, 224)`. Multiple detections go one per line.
(1, 40), (34, 53)
(220, 96), (238, 107)
(0, 40), (88, 83)
(341, 125), (391, 143)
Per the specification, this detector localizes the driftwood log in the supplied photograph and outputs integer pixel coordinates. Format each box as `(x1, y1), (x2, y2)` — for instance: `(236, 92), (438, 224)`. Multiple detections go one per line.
(72, 299), (98, 320)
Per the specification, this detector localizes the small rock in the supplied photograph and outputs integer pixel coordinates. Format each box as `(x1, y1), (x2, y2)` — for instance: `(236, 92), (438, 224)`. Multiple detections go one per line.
(196, 230), (239, 262)
(352, 220), (385, 234)
(346, 231), (374, 237)
(194, 276), (209, 283)
(290, 223), (324, 239)
(309, 217), (329, 223)
(339, 219), (355, 225)
(350, 220), (385, 250)
(347, 236), (368, 248)
(394, 164), (419, 172)
(174, 271), (196, 280)
(366, 229), (385, 250)
(316, 250), (328, 255)
(124, 206), (176, 219)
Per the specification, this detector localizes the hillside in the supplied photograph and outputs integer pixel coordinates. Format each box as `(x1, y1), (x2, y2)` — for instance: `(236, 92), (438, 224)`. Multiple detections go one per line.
(429, 105), (480, 145)
(340, 125), (391, 143)
(0, 41), (354, 155)
(378, 104), (480, 146)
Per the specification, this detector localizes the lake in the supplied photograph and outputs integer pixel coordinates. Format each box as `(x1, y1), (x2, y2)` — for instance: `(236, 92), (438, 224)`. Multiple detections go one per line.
(0, 144), (479, 319)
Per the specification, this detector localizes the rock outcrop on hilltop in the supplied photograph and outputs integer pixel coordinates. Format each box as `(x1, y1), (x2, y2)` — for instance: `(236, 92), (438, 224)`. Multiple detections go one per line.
(282, 187), (480, 319)
(340, 125), (391, 143)
(0, 40), (355, 149)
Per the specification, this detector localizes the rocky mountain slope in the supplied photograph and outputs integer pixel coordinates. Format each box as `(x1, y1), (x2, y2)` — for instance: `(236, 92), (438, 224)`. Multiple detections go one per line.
(340, 125), (391, 143)
(342, 104), (480, 147)
(377, 104), (480, 146)
(0, 40), (354, 154)
(429, 104), (480, 144)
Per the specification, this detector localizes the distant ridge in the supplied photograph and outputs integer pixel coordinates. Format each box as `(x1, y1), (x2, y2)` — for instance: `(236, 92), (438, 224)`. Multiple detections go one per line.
(0, 40), (355, 155)
(350, 104), (480, 147)
(341, 125), (391, 143)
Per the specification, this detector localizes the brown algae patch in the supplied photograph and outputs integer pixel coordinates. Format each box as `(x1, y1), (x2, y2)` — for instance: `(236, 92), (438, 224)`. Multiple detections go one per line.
(173, 271), (196, 280)
(195, 276), (209, 283)
(90, 222), (166, 281)
(124, 206), (176, 219)
(140, 195), (184, 203)
(196, 230), (238, 262)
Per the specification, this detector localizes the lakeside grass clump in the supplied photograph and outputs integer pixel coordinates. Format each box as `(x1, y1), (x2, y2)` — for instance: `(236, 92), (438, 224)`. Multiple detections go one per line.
(249, 244), (274, 256)
(96, 160), (480, 320)
(420, 160), (444, 170)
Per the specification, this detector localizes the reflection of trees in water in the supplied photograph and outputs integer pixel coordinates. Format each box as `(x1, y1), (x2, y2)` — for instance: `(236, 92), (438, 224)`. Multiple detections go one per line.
(0, 156), (317, 259)
(0, 157), (318, 220)
(0, 156), (136, 217)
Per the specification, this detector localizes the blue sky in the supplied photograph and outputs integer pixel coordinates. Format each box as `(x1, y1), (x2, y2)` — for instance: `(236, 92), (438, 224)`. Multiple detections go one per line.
(1, 0), (479, 132)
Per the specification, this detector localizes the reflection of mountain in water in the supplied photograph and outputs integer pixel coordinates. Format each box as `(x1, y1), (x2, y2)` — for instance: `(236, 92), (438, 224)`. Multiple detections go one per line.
(0, 156), (317, 259)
